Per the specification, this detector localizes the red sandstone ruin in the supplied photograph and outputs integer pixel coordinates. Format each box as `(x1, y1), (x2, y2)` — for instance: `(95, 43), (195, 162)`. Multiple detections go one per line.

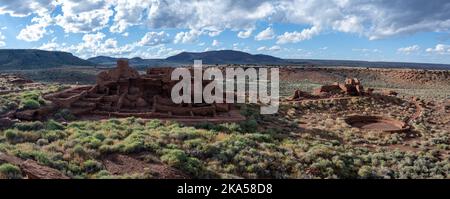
(41, 60), (243, 122)
(289, 78), (367, 101)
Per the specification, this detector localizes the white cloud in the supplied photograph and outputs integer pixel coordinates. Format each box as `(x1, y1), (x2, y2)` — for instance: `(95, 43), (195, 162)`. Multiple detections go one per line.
(207, 29), (222, 37)
(38, 41), (64, 51)
(55, 0), (114, 33)
(138, 31), (170, 46)
(128, 44), (183, 59)
(16, 15), (52, 42)
(174, 29), (202, 44)
(212, 39), (221, 47)
(237, 28), (254, 38)
(257, 45), (281, 51)
(2, 0), (450, 57)
(110, 0), (153, 33)
(426, 44), (450, 55)
(47, 32), (137, 58)
(0, 31), (5, 47)
(2, 0), (450, 42)
(277, 26), (321, 44)
(353, 48), (381, 53)
(255, 27), (275, 41)
(0, 0), (54, 17)
(397, 45), (420, 55)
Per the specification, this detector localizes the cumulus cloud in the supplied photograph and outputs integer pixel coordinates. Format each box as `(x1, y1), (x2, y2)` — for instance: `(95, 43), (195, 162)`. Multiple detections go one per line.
(397, 45), (421, 55)
(55, 0), (114, 33)
(3, 0), (450, 42)
(0, 31), (5, 47)
(426, 44), (450, 55)
(212, 39), (221, 47)
(257, 45), (281, 51)
(0, 0), (54, 17)
(42, 32), (136, 58)
(38, 38), (66, 51)
(237, 28), (254, 38)
(353, 48), (381, 53)
(174, 29), (202, 44)
(129, 45), (183, 59)
(110, 0), (153, 33)
(17, 15), (52, 42)
(138, 31), (170, 46)
(255, 27), (275, 41)
(277, 26), (320, 44)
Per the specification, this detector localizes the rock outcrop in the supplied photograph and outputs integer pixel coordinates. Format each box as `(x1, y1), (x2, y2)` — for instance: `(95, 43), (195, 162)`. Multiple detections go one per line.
(0, 152), (69, 179)
(313, 78), (365, 96)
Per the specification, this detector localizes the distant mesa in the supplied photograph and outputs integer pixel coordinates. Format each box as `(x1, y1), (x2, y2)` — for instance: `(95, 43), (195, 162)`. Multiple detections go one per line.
(0, 49), (94, 70)
(165, 50), (286, 64)
(88, 50), (287, 66)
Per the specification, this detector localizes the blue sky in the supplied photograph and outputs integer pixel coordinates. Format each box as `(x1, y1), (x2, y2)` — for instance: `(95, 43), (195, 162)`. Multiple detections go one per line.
(1, 0), (450, 64)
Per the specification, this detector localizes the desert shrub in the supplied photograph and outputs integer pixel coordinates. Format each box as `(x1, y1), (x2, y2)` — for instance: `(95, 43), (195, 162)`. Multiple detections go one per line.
(72, 144), (87, 156)
(5, 101), (18, 110)
(93, 133), (106, 141)
(13, 148), (52, 166)
(45, 120), (65, 131)
(146, 119), (162, 129)
(94, 170), (112, 179)
(120, 131), (146, 153)
(4, 129), (19, 141)
(18, 91), (45, 110)
(82, 160), (103, 173)
(239, 119), (258, 133)
(42, 130), (67, 142)
(54, 109), (76, 121)
(0, 164), (22, 179)
(20, 99), (40, 110)
(14, 121), (44, 131)
(4, 129), (41, 143)
(195, 122), (241, 133)
(161, 149), (204, 177)
(80, 136), (102, 149)
(358, 166), (377, 179)
(36, 138), (49, 146)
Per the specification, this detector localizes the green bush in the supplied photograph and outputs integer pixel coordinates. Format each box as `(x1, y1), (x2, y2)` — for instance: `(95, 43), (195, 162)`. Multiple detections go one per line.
(239, 119), (258, 133)
(0, 164), (22, 179)
(6, 101), (18, 110)
(14, 121), (44, 131)
(45, 120), (65, 131)
(146, 120), (162, 129)
(42, 130), (67, 142)
(4, 129), (19, 141)
(4, 129), (41, 143)
(20, 99), (40, 110)
(55, 109), (76, 121)
(82, 160), (103, 173)
(161, 149), (204, 177)
(358, 166), (378, 179)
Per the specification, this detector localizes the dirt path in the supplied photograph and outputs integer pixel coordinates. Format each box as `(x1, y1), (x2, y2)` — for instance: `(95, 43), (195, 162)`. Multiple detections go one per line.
(407, 99), (424, 123)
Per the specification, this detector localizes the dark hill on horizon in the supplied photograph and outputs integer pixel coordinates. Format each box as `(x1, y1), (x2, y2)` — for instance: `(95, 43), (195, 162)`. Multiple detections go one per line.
(165, 50), (286, 64)
(88, 50), (287, 66)
(0, 49), (94, 70)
